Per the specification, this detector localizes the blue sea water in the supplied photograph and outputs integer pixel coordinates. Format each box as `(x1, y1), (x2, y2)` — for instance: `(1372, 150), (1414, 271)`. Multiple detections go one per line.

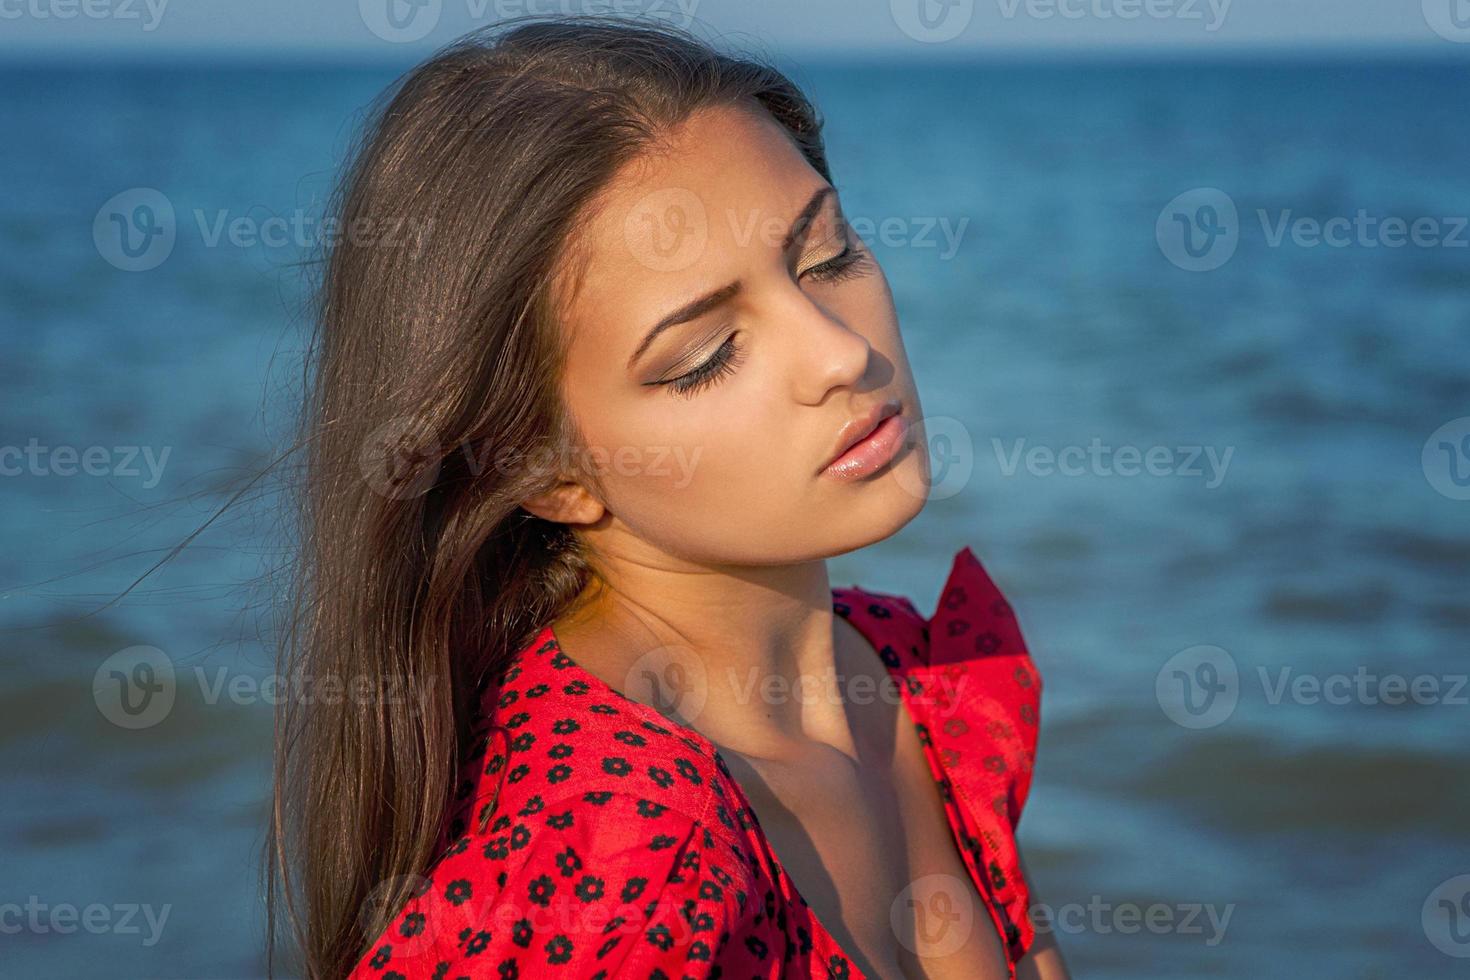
(1, 56), (1468, 978)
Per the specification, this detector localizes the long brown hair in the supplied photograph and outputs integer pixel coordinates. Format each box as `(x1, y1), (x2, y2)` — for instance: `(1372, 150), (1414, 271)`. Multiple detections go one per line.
(266, 15), (832, 978)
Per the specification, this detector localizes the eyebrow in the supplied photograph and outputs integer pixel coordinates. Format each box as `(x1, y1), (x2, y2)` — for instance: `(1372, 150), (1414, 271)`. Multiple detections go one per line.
(625, 185), (838, 371)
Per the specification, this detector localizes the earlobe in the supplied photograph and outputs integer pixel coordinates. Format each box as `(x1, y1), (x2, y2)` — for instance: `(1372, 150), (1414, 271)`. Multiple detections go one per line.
(518, 481), (604, 526)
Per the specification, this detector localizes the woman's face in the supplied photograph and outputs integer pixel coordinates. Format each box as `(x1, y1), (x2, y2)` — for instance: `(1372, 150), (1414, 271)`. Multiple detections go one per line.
(539, 100), (930, 567)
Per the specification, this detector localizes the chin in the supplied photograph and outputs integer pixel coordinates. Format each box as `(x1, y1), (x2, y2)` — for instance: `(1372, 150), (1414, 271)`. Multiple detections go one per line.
(840, 463), (930, 538)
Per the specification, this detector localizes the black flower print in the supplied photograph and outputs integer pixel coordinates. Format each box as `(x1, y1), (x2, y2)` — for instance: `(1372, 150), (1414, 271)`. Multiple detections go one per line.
(347, 547), (1044, 980)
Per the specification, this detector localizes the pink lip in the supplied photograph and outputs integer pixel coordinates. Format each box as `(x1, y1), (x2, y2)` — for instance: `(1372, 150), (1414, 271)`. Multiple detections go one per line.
(822, 411), (910, 480)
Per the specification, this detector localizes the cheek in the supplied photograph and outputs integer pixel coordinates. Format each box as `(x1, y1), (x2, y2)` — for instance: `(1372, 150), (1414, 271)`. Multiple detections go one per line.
(604, 390), (772, 501)
(564, 338), (765, 496)
(587, 378), (806, 545)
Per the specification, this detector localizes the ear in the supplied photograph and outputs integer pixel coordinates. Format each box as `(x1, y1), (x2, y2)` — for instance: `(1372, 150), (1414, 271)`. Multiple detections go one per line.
(519, 480), (605, 526)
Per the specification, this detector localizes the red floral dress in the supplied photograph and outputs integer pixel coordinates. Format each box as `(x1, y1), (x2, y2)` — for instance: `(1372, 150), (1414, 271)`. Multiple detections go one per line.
(349, 545), (1043, 979)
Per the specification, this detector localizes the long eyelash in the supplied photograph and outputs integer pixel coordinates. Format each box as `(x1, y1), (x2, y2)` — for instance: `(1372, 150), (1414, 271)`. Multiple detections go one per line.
(665, 335), (744, 398)
(804, 242), (874, 284)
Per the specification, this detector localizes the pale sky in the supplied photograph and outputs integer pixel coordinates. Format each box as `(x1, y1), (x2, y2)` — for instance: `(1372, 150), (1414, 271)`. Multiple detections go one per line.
(1, 0), (1464, 60)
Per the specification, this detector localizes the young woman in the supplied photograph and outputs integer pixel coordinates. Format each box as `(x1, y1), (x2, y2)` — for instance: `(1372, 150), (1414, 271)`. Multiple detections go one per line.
(269, 16), (1068, 980)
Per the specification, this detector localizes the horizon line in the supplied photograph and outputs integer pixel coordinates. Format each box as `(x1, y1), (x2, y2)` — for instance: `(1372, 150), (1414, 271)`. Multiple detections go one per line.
(4, 37), (1468, 69)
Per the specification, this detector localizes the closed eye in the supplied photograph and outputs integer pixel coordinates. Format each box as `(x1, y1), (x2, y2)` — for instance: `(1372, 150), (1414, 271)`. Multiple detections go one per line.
(803, 241), (873, 284)
(658, 333), (745, 398)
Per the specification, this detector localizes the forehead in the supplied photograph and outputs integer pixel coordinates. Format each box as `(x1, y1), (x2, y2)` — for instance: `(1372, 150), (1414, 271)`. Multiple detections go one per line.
(555, 101), (830, 348)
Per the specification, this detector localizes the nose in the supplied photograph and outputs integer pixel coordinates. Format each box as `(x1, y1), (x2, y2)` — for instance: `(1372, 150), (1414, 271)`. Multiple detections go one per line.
(779, 290), (874, 406)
